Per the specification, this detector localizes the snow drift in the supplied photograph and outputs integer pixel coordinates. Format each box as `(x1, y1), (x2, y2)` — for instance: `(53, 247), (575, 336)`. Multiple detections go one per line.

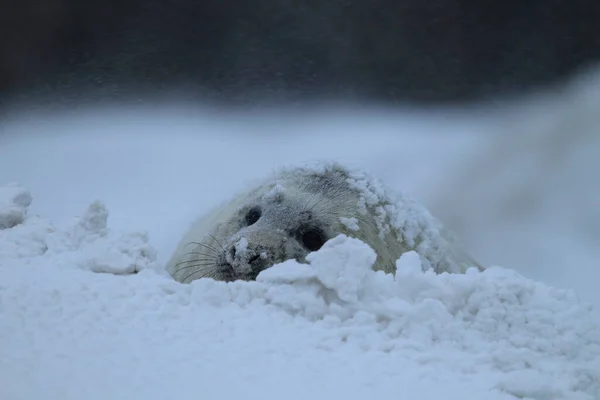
(1, 184), (599, 400)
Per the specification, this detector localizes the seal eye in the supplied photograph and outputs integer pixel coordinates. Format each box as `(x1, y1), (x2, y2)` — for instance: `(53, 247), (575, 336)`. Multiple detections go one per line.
(300, 228), (326, 252)
(245, 207), (261, 226)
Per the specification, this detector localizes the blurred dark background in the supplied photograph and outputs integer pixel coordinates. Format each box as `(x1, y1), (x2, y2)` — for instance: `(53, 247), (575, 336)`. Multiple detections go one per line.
(2, 0), (600, 108)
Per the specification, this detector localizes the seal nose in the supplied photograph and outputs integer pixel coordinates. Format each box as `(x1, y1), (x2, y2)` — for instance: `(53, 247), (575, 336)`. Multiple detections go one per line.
(226, 238), (266, 277)
(230, 247), (260, 265)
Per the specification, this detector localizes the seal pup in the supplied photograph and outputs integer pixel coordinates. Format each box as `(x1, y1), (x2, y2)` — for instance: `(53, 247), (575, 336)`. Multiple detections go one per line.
(166, 162), (483, 283)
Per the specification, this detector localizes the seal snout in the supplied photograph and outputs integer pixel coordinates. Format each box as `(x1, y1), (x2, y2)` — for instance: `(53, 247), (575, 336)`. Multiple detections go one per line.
(247, 253), (261, 265)
(221, 237), (270, 280)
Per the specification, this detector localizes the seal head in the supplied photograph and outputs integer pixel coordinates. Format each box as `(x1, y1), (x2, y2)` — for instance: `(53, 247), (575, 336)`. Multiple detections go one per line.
(166, 162), (482, 283)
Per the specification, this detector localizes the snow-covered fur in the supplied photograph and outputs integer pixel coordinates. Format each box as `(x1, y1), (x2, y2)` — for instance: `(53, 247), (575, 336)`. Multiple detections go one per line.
(166, 162), (483, 283)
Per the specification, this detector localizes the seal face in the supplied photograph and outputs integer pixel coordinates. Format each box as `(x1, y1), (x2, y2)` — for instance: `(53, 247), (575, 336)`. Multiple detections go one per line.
(166, 162), (482, 283)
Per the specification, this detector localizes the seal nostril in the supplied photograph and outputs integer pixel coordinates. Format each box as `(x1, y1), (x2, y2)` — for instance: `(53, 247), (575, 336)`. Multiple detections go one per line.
(248, 254), (260, 265)
(230, 247), (236, 259)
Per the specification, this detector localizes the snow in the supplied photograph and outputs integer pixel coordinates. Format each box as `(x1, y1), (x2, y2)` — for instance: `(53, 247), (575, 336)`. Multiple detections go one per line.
(263, 183), (285, 202)
(1, 72), (600, 400)
(0, 183), (33, 229)
(339, 216), (360, 231)
(1, 187), (599, 399)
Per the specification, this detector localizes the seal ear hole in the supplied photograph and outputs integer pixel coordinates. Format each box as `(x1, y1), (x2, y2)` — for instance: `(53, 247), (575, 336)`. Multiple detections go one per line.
(300, 227), (326, 252)
(245, 207), (262, 226)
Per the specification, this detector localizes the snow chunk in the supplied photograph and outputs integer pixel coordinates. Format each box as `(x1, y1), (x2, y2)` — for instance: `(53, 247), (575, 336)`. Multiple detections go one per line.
(263, 183), (285, 202)
(306, 234), (377, 302)
(75, 200), (108, 235)
(0, 215), (53, 259)
(74, 230), (157, 275)
(235, 237), (248, 256)
(257, 258), (317, 283)
(0, 183), (33, 229)
(259, 234), (377, 303)
(339, 217), (360, 231)
(66, 200), (109, 247)
(0, 184), (49, 258)
(66, 203), (156, 275)
(0, 187), (157, 275)
(394, 250), (423, 277)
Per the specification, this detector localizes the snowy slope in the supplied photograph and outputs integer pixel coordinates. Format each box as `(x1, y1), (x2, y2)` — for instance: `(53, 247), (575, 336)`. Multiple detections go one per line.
(1, 72), (600, 399)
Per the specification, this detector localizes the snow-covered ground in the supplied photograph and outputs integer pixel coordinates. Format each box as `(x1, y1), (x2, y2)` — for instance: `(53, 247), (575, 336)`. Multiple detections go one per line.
(1, 71), (600, 400)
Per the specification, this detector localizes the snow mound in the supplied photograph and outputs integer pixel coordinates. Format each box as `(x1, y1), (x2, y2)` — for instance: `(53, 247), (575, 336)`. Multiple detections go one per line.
(0, 184), (157, 274)
(258, 237), (600, 400)
(1, 184), (599, 400)
(0, 183), (32, 230)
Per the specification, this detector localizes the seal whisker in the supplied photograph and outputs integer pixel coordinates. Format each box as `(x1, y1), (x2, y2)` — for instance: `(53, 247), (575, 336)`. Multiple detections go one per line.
(185, 241), (219, 254)
(329, 188), (351, 202)
(181, 251), (217, 259)
(306, 196), (327, 213)
(174, 261), (216, 269)
(301, 191), (320, 213)
(182, 268), (214, 283)
(173, 260), (217, 269)
(174, 261), (216, 273)
(305, 190), (336, 213)
(173, 264), (216, 276)
(307, 189), (347, 213)
(172, 258), (216, 269)
(205, 233), (225, 250)
(206, 270), (220, 279)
